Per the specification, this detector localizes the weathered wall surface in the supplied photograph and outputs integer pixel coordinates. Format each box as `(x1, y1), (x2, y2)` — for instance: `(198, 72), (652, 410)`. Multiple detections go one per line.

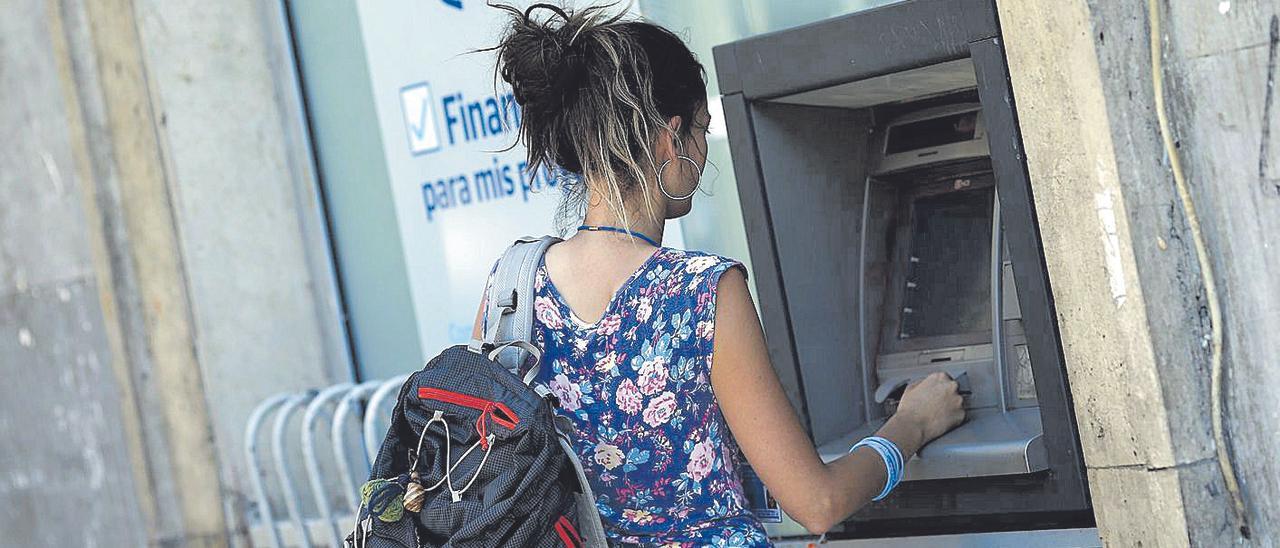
(1105, 2), (1280, 542)
(999, 0), (1279, 545)
(2, 0), (351, 545)
(126, 0), (354, 539)
(0, 2), (150, 545)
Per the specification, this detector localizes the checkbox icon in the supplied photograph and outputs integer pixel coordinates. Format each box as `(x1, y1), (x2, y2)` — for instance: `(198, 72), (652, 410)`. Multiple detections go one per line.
(400, 82), (441, 155)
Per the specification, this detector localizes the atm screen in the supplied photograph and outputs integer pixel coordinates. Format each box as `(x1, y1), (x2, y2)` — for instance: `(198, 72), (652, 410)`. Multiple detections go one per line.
(899, 187), (993, 339)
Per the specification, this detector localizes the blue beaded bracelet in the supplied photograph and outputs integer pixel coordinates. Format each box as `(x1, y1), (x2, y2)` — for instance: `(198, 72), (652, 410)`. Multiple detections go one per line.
(849, 436), (904, 501)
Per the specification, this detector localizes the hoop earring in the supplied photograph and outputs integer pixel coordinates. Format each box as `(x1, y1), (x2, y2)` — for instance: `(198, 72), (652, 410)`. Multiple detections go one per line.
(657, 155), (702, 201)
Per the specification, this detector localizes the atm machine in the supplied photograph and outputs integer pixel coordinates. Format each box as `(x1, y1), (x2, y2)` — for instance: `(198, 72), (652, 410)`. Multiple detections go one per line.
(714, 0), (1093, 540)
(818, 102), (1047, 480)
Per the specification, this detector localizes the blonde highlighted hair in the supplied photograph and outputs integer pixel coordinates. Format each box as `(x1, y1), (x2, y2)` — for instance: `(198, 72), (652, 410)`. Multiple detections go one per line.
(486, 2), (707, 233)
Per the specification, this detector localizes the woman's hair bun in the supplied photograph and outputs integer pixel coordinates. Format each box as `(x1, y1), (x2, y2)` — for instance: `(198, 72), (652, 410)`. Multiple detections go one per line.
(490, 3), (619, 110)
(485, 2), (706, 234)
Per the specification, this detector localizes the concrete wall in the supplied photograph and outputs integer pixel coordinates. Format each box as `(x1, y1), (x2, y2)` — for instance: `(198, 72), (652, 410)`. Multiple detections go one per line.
(1, 2), (149, 545)
(998, 0), (1279, 545)
(127, 0), (354, 539)
(2, 0), (350, 545)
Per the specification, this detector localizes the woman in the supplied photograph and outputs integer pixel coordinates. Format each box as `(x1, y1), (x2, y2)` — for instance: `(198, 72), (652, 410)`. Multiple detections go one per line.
(472, 4), (966, 546)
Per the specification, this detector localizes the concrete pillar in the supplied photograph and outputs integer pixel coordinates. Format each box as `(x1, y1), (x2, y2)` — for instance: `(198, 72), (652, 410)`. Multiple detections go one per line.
(998, 0), (1279, 545)
(56, 0), (230, 543)
(122, 0), (355, 539)
(0, 1), (151, 545)
(3, 0), (352, 545)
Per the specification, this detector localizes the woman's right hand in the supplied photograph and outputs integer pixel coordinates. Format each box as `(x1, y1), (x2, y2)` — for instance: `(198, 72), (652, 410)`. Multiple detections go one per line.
(895, 372), (966, 443)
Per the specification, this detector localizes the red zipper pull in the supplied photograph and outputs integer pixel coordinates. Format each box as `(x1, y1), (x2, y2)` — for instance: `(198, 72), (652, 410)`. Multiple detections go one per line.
(475, 404), (492, 450)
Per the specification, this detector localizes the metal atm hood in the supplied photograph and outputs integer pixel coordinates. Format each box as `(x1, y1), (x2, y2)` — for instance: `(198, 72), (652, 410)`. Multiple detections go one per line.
(713, 0), (1091, 538)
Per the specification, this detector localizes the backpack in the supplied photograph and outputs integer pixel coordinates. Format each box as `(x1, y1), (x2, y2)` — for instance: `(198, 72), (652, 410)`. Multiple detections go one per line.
(347, 236), (608, 548)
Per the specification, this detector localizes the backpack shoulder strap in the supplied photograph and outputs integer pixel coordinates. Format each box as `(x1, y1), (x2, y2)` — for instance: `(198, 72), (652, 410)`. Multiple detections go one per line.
(556, 433), (610, 546)
(468, 235), (560, 380)
(472, 235), (610, 545)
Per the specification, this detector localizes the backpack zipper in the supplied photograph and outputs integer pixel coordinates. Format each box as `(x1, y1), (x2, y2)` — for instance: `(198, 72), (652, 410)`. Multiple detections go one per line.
(418, 387), (520, 450)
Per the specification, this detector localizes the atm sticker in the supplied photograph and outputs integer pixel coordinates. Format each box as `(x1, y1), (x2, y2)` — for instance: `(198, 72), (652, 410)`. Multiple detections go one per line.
(741, 465), (783, 523)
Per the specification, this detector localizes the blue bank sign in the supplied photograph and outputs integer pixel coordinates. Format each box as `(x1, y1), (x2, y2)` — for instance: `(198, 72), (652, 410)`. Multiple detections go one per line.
(398, 84), (561, 221)
(357, 0), (569, 354)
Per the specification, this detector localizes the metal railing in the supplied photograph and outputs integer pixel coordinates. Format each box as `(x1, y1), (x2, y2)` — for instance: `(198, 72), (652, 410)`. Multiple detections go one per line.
(243, 374), (410, 548)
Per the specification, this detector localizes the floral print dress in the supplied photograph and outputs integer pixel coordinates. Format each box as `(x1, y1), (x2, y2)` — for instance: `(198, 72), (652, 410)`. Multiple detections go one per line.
(487, 246), (770, 547)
